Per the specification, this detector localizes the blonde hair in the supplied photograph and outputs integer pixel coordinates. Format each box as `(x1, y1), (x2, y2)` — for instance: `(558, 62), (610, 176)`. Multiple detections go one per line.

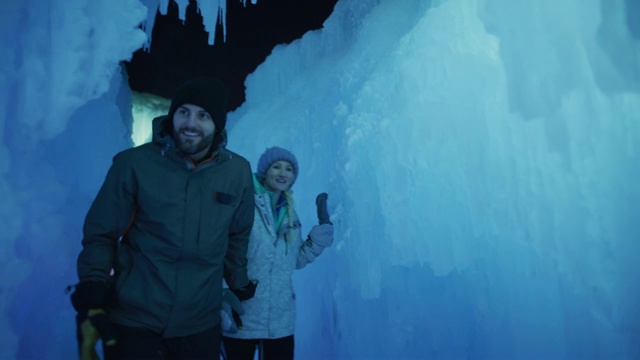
(283, 189), (297, 241)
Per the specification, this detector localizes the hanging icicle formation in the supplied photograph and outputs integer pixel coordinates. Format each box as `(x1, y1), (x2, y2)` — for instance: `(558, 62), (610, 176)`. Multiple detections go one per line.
(139, 0), (258, 50)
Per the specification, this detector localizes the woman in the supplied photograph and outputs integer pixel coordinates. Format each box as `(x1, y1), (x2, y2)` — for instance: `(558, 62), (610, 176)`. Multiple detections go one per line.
(222, 146), (334, 360)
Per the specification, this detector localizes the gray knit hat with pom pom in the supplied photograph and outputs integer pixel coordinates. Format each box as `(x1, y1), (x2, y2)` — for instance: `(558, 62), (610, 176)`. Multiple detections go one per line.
(257, 147), (299, 184)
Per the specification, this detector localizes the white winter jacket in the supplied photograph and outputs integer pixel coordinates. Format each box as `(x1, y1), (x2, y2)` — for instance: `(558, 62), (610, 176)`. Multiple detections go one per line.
(223, 175), (333, 339)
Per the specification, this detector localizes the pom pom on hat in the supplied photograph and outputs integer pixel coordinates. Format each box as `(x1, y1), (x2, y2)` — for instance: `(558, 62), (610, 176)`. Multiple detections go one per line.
(257, 147), (299, 183)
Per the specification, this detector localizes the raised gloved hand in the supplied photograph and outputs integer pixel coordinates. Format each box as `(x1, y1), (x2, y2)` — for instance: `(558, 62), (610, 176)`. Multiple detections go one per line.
(316, 193), (332, 225)
(220, 289), (245, 333)
(70, 281), (116, 359)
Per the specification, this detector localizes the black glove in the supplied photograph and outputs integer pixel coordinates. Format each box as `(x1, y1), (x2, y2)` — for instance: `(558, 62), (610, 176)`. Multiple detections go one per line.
(70, 281), (117, 352)
(231, 280), (258, 301)
(316, 193), (332, 225)
(70, 281), (108, 314)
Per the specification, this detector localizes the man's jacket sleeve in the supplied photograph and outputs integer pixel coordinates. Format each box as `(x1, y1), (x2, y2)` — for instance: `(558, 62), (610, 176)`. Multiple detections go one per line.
(77, 153), (137, 283)
(223, 162), (254, 289)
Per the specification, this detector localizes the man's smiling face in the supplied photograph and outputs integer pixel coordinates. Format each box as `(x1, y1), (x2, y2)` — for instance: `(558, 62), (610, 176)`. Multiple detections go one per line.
(172, 103), (216, 161)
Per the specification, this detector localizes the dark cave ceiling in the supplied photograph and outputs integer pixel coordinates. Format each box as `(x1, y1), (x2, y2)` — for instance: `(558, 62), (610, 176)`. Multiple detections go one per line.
(124, 0), (338, 111)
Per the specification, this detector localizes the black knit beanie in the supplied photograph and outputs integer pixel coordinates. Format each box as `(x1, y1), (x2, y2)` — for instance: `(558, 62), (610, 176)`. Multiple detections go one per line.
(168, 77), (229, 132)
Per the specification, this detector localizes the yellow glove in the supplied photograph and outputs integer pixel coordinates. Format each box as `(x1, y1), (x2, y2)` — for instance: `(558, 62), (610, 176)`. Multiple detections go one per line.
(79, 309), (116, 360)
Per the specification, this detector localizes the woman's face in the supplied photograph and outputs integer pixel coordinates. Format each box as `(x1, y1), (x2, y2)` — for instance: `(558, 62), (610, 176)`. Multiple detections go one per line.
(263, 160), (295, 193)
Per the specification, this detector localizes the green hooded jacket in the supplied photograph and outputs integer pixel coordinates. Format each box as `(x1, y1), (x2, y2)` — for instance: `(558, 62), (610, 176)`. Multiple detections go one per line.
(77, 116), (254, 338)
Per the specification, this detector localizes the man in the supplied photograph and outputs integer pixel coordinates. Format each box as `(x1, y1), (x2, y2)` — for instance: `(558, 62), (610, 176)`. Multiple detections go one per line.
(71, 78), (256, 359)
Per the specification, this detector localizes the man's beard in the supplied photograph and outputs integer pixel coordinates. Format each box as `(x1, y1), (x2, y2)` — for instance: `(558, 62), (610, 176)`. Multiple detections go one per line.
(175, 129), (215, 156)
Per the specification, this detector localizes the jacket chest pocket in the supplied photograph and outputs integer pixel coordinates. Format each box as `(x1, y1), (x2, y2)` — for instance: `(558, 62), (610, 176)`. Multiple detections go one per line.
(206, 189), (238, 226)
(192, 188), (240, 258)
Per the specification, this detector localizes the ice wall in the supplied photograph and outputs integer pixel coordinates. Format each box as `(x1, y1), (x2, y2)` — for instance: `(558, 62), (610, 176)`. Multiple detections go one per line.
(0, 1), (145, 358)
(226, 0), (640, 358)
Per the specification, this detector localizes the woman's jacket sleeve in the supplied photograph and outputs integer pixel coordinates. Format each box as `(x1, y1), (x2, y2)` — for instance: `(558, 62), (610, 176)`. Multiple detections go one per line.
(296, 223), (334, 269)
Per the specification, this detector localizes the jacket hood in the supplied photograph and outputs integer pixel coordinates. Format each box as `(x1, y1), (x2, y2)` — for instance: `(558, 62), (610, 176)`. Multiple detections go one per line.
(152, 115), (174, 146)
(253, 173), (266, 194)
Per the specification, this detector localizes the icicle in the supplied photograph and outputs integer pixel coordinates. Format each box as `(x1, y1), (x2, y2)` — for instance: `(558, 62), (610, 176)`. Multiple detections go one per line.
(139, 0), (161, 51)
(142, 0), (259, 48)
(174, 0), (189, 21)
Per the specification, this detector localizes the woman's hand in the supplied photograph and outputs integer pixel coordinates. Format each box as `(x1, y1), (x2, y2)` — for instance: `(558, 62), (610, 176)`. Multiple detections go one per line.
(316, 193), (332, 225)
